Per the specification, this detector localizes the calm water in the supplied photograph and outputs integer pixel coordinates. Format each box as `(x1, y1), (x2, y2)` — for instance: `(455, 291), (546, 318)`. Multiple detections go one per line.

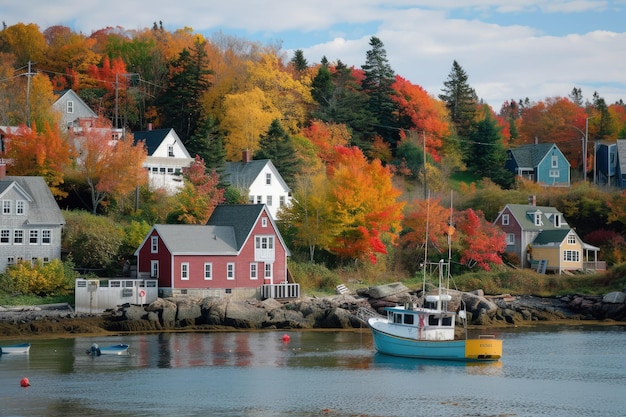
(1, 325), (625, 417)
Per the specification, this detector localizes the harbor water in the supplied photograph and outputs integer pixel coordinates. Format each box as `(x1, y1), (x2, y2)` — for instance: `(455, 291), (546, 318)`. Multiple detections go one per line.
(1, 325), (624, 417)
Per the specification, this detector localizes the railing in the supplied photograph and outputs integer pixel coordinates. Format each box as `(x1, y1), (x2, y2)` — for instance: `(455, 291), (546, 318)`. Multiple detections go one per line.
(260, 283), (300, 299)
(355, 306), (383, 325)
(583, 261), (606, 272)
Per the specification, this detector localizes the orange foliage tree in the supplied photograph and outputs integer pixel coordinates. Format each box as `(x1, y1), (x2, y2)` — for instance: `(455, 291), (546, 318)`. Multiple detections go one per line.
(69, 117), (147, 213)
(326, 146), (405, 263)
(401, 197), (452, 257)
(392, 76), (450, 162)
(4, 122), (71, 197)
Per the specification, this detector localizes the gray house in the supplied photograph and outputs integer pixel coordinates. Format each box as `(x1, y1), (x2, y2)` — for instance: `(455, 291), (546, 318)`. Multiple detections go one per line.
(0, 165), (65, 273)
(52, 89), (97, 130)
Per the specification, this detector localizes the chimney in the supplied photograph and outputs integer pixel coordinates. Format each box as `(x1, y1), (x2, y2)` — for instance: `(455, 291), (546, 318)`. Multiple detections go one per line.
(534, 136), (538, 145)
(528, 195), (536, 206)
(242, 149), (251, 164)
(147, 123), (153, 131)
(0, 161), (5, 179)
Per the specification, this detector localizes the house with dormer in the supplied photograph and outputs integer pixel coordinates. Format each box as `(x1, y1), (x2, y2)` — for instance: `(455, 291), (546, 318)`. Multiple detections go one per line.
(494, 198), (601, 273)
(505, 143), (570, 187)
(134, 204), (296, 300)
(224, 150), (291, 220)
(132, 127), (194, 194)
(0, 165), (65, 273)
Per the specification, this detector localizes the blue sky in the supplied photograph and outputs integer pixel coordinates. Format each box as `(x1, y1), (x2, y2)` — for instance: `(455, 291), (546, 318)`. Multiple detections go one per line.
(2, 1), (625, 110)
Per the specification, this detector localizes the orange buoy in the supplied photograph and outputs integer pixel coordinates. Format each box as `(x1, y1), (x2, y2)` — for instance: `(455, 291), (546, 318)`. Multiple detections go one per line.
(20, 377), (30, 387)
(282, 334), (290, 342)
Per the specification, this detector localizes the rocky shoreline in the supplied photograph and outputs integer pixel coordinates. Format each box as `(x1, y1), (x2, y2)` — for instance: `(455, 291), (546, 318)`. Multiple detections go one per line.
(1, 283), (625, 338)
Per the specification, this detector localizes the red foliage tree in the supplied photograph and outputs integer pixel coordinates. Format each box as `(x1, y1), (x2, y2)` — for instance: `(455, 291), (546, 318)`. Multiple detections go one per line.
(455, 208), (506, 271)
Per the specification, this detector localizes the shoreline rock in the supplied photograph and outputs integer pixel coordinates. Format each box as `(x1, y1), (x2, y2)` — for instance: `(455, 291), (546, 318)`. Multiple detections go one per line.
(1, 285), (624, 337)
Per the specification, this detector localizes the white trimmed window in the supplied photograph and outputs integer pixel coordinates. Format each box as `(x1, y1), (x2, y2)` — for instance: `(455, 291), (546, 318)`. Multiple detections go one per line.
(502, 214), (509, 225)
(563, 250), (580, 262)
(2, 200), (11, 214)
(506, 233), (515, 245)
(168, 145), (174, 157)
(7, 256), (15, 265)
(151, 236), (158, 253)
(67, 100), (74, 113)
(262, 218), (267, 227)
(13, 230), (23, 244)
(0, 229), (9, 244)
(250, 262), (258, 280)
(227, 263), (235, 280)
(151, 260), (159, 278)
(279, 196), (285, 207)
(266, 173), (271, 185)
(29, 230), (38, 244)
(16, 200), (25, 215)
(41, 230), (51, 244)
(567, 234), (576, 245)
(264, 263), (273, 279)
(181, 263), (189, 280)
(204, 263), (212, 280)
(256, 196), (262, 204)
(551, 155), (558, 168)
(266, 195), (272, 206)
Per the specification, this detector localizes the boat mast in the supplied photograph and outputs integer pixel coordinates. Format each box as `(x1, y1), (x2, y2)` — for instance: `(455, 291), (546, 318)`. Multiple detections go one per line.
(423, 191), (430, 296)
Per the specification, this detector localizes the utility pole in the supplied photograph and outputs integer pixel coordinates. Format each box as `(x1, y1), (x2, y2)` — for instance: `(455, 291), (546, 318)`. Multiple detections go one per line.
(25, 61), (36, 128)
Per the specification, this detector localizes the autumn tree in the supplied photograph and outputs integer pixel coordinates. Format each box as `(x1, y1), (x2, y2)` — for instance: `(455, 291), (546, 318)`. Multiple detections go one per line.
(167, 155), (224, 224)
(439, 60), (478, 140)
(0, 23), (46, 67)
(221, 88), (280, 160)
(326, 146), (405, 263)
(455, 208), (506, 271)
(280, 170), (336, 262)
(69, 117), (147, 213)
(4, 122), (71, 197)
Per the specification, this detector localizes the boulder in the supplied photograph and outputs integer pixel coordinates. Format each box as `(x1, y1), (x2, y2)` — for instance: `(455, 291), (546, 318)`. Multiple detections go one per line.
(146, 298), (177, 328)
(365, 283), (409, 299)
(175, 298), (202, 324)
(123, 305), (147, 321)
(224, 301), (268, 328)
(602, 292), (626, 304)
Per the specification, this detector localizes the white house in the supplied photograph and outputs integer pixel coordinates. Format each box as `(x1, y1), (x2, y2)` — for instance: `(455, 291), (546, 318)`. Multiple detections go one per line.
(132, 127), (194, 194)
(224, 151), (292, 220)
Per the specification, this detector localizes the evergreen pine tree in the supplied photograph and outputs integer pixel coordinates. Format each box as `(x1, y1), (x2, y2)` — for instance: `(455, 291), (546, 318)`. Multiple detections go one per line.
(290, 49), (308, 72)
(439, 60), (478, 140)
(155, 39), (212, 143)
(254, 119), (301, 188)
(466, 112), (514, 188)
(361, 36), (399, 149)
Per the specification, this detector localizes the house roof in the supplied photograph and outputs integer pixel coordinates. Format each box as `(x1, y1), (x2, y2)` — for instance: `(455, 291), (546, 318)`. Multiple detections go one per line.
(224, 159), (291, 191)
(508, 143), (561, 168)
(206, 204), (266, 251)
(504, 203), (568, 231)
(132, 128), (177, 156)
(0, 176), (65, 225)
(532, 229), (571, 246)
(153, 224), (237, 254)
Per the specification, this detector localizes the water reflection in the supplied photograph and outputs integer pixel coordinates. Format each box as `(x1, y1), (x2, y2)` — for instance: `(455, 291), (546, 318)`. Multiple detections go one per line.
(371, 353), (503, 375)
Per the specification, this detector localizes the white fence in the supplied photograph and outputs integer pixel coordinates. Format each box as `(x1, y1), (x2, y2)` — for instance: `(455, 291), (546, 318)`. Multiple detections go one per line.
(75, 278), (158, 314)
(260, 283), (300, 300)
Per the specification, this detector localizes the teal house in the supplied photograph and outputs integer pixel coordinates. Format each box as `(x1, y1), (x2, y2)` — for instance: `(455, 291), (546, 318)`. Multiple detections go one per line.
(505, 143), (570, 187)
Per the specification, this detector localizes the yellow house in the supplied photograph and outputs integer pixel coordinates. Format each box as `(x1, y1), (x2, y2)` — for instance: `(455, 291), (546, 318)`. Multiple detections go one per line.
(530, 229), (584, 274)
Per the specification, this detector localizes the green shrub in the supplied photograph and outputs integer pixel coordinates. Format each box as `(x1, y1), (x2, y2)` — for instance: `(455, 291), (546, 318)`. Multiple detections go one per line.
(0, 259), (78, 297)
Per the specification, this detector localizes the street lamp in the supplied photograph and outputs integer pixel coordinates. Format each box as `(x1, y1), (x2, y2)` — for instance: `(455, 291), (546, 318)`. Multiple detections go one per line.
(568, 116), (594, 181)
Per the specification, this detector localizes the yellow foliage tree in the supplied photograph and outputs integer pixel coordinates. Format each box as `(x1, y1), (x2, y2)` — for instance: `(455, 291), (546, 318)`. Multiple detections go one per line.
(221, 88), (280, 160)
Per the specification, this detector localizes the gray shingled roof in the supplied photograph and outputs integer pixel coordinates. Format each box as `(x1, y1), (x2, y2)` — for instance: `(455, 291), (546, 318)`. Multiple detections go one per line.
(508, 143), (557, 168)
(223, 159), (270, 189)
(1, 176), (65, 225)
(154, 224), (237, 254)
(206, 204), (265, 251)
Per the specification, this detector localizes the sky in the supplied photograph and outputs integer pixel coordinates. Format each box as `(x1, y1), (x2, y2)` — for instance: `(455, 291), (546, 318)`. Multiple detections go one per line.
(2, 0), (625, 111)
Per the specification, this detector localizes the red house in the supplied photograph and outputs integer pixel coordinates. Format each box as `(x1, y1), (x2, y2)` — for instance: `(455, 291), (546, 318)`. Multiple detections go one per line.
(134, 204), (292, 299)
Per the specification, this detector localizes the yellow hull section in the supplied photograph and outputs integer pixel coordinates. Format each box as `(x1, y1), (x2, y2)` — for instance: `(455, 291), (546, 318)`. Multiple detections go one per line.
(465, 338), (502, 360)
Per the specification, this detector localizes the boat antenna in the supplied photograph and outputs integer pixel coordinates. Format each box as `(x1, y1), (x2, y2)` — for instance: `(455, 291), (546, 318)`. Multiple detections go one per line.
(423, 191), (430, 296)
